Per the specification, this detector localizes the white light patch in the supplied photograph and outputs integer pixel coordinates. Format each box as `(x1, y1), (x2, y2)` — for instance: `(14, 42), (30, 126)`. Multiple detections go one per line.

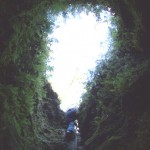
(48, 11), (110, 111)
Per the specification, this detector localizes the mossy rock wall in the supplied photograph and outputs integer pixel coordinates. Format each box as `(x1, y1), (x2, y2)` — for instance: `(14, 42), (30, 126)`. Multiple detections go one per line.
(78, 0), (150, 150)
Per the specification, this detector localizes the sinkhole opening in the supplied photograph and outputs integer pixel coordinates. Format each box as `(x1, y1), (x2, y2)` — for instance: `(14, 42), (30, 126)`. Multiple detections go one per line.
(47, 7), (115, 111)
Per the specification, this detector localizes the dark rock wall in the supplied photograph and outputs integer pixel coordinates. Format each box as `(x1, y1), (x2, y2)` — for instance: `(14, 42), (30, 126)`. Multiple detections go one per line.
(78, 0), (150, 150)
(32, 82), (66, 149)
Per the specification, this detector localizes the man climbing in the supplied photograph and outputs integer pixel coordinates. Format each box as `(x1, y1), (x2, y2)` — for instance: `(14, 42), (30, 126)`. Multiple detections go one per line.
(65, 108), (78, 141)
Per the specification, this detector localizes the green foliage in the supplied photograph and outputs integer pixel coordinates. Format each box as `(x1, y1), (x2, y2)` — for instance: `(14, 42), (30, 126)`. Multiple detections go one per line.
(78, 1), (150, 149)
(50, 0), (68, 15)
(0, 0), (150, 149)
(0, 0), (55, 149)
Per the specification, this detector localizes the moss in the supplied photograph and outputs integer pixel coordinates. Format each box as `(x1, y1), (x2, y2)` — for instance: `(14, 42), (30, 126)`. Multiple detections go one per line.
(133, 113), (150, 150)
(95, 136), (123, 150)
(78, 1), (150, 150)
(1, 0), (150, 149)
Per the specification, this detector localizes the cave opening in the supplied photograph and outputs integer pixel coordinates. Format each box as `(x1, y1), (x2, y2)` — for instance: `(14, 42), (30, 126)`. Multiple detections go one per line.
(1, 1), (150, 149)
(47, 5), (115, 111)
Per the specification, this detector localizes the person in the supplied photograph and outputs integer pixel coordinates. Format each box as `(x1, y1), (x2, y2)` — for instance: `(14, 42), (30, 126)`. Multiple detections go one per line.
(65, 108), (78, 140)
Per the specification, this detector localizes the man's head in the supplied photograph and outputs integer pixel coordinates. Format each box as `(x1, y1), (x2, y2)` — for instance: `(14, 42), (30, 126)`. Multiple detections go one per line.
(66, 107), (78, 123)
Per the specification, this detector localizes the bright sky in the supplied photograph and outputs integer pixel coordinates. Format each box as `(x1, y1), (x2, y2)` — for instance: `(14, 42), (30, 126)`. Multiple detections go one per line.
(48, 11), (110, 111)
